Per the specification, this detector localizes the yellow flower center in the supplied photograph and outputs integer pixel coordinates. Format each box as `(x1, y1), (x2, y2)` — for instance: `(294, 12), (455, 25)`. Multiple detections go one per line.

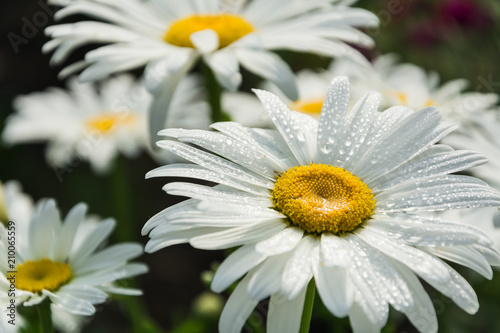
(290, 98), (324, 116)
(164, 14), (254, 49)
(424, 99), (435, 107)
(272, 164), (375, 234)
(87, 112), (136, 134)
(396, 92), (408, 105)
(17, 259), (72, 293)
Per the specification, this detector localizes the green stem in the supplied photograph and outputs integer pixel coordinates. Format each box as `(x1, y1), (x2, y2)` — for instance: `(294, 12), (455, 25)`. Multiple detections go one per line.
(201, 61), (224, 123)
(110, 158), (163, 333)
(37, 299), (53, 333)
(299, 280), (316, 333)
(111, 157), (134, 242)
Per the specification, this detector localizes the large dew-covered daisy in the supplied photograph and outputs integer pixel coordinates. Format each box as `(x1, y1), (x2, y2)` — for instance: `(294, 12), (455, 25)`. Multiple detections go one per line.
(44, 0), (378, 137)
(143, 77), (500, 333)
(0, 198), (148, 319)
(331, 54), (499, 128)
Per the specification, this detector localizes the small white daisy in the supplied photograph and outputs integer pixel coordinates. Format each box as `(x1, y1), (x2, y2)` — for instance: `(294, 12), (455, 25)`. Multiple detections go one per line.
(2, 74), (210, 173)
(44, 0), (378, 137)
(331, 53), (499, 128)
(0, 198), (148, 319)
(143, 77), (500, 333)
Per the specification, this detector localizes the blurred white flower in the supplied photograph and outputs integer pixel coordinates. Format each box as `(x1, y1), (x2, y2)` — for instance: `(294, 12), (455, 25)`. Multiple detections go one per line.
(331, 53), (499, 128)
(44, 0), (378, 139)
(2, 74), (210, 173)
(143, 77), (500, 333)
(0, 199), (148, 320)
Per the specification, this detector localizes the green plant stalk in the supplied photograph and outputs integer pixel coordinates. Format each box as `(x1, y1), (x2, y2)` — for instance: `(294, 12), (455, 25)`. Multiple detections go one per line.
(37, 299), (53, 333)
(201, 62), (224, 123)
(299, 279), (316, 333)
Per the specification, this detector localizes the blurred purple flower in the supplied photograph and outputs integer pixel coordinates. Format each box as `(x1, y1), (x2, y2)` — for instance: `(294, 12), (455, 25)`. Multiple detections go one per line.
(438, 0), (492, 29)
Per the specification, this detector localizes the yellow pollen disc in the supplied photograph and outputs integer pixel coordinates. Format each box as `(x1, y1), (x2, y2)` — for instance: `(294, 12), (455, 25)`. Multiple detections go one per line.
(396, 92), (408, 105)
(424, 99), (435, 107)
(87, 112), (136, 134)
(164, 14), (254, 49)
(290, 98), (324, 115)
(272, 164), (375, 234)
(17, 259), (72, 293)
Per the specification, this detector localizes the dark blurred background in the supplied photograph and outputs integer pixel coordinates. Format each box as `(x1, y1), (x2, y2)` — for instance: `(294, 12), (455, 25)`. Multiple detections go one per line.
(1, 0), (500, 332)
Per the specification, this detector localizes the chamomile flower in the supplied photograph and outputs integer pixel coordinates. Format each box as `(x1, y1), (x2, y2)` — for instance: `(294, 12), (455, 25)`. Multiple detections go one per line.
(2, 74), (209, 173)
(331, 54), (499, 128)
(44, 0), (378, 138)
(442, 110), (500, 190)
(0, 199), (148, 319)
(143, 77), (500, 333)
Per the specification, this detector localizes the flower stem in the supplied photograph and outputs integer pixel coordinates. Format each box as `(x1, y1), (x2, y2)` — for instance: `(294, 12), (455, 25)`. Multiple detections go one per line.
(299, 279), (316, 333)
(37, 299), (54, 333)
(201, 61), (224, 123)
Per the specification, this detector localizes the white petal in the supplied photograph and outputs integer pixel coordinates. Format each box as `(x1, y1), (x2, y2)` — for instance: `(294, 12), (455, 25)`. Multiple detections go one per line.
(29, 199), (60, 260)
(281, 235), (317, 300)
(211, 244), (266, 293)
(247, 251), (292, 301)
(314, 263), (352, 317)
(316, 76), (349, 164)
(423, 245), (492, 279)
(253, 89), (316, 165)
(190, 29), (219, 53)
(267, 288), (307, 333)
(69, 218), (115, 262)
(236, 49), (298, 100)
(51, 202), (86, 262)
(391, 259), (438, 333)
(190, 220), (286, 250)
(348, 301), (381, 333)
(255, 227), (304, 256)
(219, 274), (258, 333)
(43, 290), (95, 316)
(204, 50), (241, 91)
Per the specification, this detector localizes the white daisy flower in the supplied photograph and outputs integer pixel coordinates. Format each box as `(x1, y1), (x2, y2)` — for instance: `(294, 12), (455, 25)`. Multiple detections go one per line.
(331, 54), (499, 128)
(224, 68), (332, 127)
(44, 0), (378, 138)
(2, 74), (210, 173)
(143, 77), (500, 333)
(0, 182), (93, 332)
(0, 198), (148, 320)
(442, 110), (500, 190)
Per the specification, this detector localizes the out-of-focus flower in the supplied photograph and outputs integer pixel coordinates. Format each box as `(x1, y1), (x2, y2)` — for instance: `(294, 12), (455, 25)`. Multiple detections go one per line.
(438, 0), (492, 30)
(3, 75), (149, 173)
(331, 53), (499, 129)
(143, 77), (500, 333)
(44, 0), (378, 139)
(443, 110), (500, 190)
(2, 74), (210, 173)
(0, 199), (148, 319)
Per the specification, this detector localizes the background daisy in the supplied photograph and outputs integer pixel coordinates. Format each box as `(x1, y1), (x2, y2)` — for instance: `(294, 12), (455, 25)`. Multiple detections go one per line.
(44, 0), (379, 139)
(0, 198), (148, 329)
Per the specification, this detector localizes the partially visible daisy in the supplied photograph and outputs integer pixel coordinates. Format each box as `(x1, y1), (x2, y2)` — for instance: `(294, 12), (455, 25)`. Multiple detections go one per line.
(442, 110), (500, 190)
(44, 0), (378, 137)
(0, 198), (147, 320)
(2, 74), (209, 173)
(143, 77), (500, 333)
(331, 53), (499, 128)
(223, 69), (331, 127)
